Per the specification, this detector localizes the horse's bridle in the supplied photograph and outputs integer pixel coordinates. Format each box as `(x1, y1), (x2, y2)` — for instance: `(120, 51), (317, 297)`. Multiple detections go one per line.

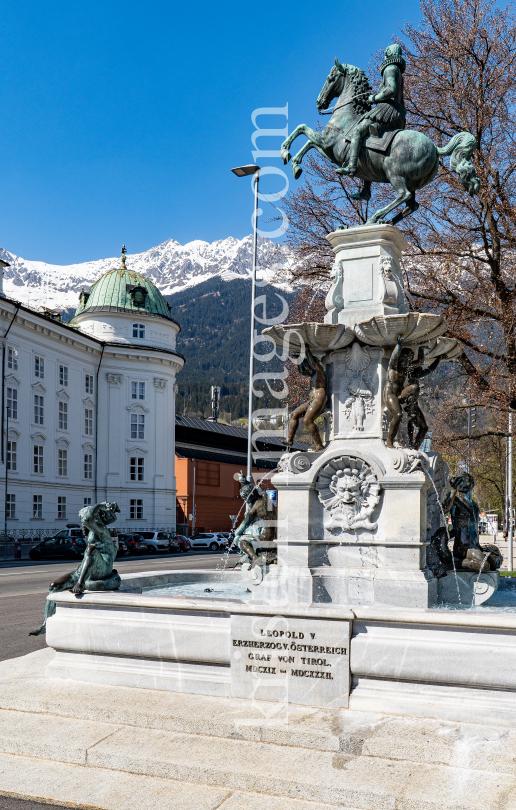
(319, 91), (370, 116)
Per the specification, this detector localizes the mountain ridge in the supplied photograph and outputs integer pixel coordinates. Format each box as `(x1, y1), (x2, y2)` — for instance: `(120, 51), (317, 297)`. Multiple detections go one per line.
(0, 235), (293, 312)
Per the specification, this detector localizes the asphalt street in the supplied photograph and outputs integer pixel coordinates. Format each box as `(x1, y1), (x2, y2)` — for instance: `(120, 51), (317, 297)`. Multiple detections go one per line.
(0, 549), (229, 662)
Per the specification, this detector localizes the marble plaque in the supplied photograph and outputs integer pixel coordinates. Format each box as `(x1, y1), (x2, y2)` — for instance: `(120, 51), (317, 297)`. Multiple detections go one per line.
(230, 613), (350, 708)
(348, 262), (373, 304)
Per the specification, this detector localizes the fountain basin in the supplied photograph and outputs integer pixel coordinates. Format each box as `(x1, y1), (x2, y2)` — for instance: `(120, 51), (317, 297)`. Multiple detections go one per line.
(354, 312), (447, 345)
(43, 568), (516, 724)
(263, 322), (354, 352)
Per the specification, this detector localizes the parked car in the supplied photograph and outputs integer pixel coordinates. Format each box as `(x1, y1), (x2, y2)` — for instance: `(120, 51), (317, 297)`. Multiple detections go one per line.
(116, 537), (129, 557)
(190, 532), (229, 551)
(176, 535), (191, 553)
(118, 533), (149, 555)
(29, 528), (86, 561)
(137, 531), (170, 553)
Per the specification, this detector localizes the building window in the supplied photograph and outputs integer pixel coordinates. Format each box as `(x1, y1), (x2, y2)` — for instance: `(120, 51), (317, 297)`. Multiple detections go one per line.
(84, 453), (93, 479)
(196, 461), (220, 487)
(130, 413), (145, 439)
(7, 347), (18, 370)
(85, 374), (94, 395)
(7, 441), (16, 471)
(34, 356), (44, 378)
(130, 499), (143, 520)
(58, 448), (67, 476)
(6, 494), (15, 519)
(57, 496), (67, 519)
(130, 457), (144, 481)
(84, 408), (93, 435)
(84, 497), (92, 507)
(132, 323), (145, 339)
(59, 365), (68, 386)
(58, 401), (68, 430)
(33, 445), (43, 474)
(34, 395), (44, 425)
(7, 388), (17, 419)
(33, 494), (42, 519)
(131, 381), (145, 400)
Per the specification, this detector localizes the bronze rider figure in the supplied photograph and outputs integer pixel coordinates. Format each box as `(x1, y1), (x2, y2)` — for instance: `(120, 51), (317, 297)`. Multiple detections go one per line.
(337, 43), (406, 201)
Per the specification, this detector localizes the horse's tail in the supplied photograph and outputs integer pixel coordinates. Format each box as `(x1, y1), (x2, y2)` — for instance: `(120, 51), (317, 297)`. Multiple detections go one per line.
(437, 132), (480, 196)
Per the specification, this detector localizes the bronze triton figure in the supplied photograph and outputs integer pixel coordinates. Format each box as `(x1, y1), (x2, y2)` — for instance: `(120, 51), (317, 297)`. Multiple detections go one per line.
(232, 475), (277, 565)
(281, 43), (480, 224)
(281, 347), (327, 452)
(400, 347), (441, 450)
(442, 474), (502, 573)
(30, 502), (121, 636)
(383, 337), (413, 448)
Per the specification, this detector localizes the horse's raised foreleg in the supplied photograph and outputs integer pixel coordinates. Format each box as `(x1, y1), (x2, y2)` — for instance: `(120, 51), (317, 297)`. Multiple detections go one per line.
(367, 175), (412, 224)
(291, 135), (334, 179)
(281, 124), (328, 170)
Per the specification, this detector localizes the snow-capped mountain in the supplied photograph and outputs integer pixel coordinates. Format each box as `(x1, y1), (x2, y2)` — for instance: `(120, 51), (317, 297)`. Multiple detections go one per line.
(0, 235), (293, 312)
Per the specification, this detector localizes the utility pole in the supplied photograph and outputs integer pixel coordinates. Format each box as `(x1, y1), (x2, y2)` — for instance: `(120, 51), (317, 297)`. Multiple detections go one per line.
(191, 460), (196, 537)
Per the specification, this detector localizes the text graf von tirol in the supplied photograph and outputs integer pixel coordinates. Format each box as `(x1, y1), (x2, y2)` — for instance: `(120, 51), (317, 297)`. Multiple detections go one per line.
(230, 614), (351, 708)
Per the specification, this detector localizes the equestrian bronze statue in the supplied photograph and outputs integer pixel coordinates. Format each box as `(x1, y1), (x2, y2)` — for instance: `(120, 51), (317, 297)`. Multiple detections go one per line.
(281, 43), (480, 225)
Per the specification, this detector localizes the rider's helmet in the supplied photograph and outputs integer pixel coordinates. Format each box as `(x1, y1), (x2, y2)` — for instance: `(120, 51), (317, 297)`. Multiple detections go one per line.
(380, 44), (406, 74)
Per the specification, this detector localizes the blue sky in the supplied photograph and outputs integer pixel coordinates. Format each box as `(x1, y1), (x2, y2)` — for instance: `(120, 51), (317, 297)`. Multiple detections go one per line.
(0, 0), (423, 264)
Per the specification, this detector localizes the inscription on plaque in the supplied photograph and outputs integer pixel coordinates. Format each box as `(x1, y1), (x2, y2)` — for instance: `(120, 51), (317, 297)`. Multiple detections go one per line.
(230, 614), (350, 708)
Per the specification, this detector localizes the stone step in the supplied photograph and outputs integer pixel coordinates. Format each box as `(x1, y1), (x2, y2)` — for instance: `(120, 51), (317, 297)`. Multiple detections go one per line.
(0, 705), (404, 807)
(2, 717), (516, 810)
(4, 650), (516, 809)
(0, 648), (382, 754)
(0, 753), (340, 810)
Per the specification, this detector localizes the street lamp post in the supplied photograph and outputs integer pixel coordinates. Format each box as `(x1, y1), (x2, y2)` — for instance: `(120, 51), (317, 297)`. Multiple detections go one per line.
(509, 412), (514, 571)
(231, 164), (260, 480)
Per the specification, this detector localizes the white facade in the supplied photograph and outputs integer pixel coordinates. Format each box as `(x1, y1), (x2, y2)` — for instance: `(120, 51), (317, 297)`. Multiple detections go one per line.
(0, 297), (183, 533)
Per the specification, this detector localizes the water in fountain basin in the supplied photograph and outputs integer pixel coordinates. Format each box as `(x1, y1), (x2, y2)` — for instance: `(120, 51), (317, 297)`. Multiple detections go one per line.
(436, 577), (516, 612)
(143, 581), (251, 600)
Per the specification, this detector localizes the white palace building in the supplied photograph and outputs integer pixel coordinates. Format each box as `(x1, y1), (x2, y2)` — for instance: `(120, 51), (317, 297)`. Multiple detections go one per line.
(0, 249), (184, 534)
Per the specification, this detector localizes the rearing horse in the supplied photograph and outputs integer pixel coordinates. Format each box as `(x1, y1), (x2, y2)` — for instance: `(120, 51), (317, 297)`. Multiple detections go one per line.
(281, 59), (480, 224)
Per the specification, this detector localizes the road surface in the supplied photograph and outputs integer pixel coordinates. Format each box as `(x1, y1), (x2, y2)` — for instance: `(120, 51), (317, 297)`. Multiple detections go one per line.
(0, 550), (229, 662)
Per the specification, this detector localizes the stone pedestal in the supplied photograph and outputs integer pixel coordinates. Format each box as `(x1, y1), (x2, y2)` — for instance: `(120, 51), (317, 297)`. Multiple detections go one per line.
(261, 223), (463, 609)
(325, 224), (409, 327)
(266, 437), (437, 608)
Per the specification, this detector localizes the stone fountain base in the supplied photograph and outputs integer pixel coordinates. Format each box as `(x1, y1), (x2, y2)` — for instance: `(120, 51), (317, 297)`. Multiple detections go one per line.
(42, 570), (516, 720)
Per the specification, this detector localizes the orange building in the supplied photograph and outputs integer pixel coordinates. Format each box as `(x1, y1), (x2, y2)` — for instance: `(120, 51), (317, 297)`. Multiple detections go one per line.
(174, 416), (306, 534)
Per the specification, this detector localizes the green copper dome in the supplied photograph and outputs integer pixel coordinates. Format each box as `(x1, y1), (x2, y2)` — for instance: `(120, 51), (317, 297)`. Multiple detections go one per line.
(72, 249), (173, 322)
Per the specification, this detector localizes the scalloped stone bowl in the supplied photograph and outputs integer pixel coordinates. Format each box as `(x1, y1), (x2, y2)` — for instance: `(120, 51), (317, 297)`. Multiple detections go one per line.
(262, 322), (354, 352)
(425, 336), (463, 362)
(354, 313), (447, 346)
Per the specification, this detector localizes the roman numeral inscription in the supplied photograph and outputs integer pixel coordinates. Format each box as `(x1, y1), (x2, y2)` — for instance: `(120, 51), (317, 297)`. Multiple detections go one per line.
(230, 614), (351, 708)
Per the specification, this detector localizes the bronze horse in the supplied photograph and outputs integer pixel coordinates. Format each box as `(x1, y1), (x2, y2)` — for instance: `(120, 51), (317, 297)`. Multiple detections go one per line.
(281, 59), (480, 224)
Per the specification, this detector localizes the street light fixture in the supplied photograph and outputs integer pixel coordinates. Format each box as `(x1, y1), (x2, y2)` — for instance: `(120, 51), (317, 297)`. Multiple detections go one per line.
(231, 163), (260, 480)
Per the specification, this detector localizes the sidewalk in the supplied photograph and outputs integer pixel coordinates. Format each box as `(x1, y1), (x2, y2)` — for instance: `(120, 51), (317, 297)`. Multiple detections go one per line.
(484, 531), (513, 571)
